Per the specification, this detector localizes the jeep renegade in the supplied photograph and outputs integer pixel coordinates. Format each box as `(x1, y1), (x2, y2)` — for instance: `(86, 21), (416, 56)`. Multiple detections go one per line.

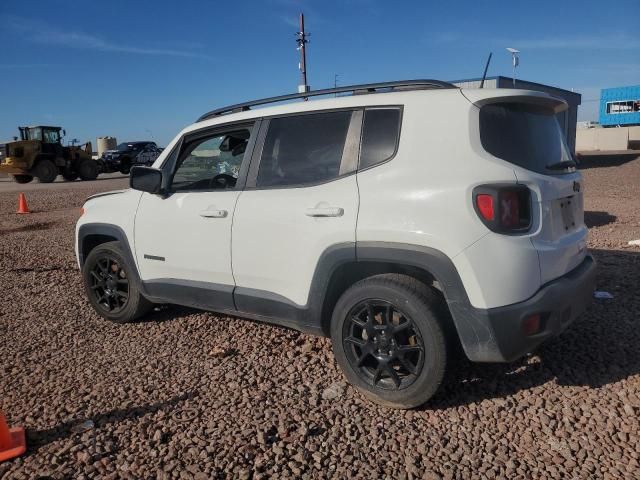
(76, 80), (597, 408)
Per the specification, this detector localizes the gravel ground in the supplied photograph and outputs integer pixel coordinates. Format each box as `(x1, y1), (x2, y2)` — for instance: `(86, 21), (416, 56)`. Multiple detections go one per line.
(1, 158), (639, 479)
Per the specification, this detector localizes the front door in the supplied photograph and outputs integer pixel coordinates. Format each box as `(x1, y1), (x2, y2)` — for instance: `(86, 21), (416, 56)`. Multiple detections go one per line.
(134, 123), (256, 309)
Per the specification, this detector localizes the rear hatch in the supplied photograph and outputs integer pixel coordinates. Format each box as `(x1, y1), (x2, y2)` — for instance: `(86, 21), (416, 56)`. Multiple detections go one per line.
(465, 89), (587, 284)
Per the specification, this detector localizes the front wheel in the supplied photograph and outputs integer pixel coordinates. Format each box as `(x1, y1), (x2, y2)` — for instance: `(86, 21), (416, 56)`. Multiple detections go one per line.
(12, 175), (33, 184)
(33, 159), (58, 183)
(330, 274), (447, 409)
(82, 241), (152, 323)
(119, 157), (131, 174)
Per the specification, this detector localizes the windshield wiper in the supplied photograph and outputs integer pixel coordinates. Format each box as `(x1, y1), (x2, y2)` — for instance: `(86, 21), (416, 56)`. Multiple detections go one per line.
(546, 160), (576, 171)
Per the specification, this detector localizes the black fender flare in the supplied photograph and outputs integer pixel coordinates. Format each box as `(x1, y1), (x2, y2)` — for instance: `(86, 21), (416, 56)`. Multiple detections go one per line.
(77, 223), (144, 291)
(352, 242), (499, 362)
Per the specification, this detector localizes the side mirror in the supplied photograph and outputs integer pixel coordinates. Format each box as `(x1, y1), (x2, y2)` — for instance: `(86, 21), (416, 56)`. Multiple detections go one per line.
(130, 166), (163, 194)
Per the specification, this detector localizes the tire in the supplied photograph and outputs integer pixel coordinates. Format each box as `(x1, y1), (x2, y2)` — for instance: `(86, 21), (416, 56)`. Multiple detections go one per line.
(330, 274), (447, 409)
(12, 174), (33, 184)
(119, 157), (131, 175)
(33, 159), (58, 183)
(78, 159), (99, 181)
(82, 241), (153, 323)
(62, 169), (78, 181)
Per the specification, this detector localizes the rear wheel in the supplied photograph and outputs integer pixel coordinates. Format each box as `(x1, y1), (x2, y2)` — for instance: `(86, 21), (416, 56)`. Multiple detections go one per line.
(78, 159), (98, 181)
(330, 274), (447, 409)
(82, 241), (152, 323)
(33, 159), (58, 183)
(12, 175), (33, 184)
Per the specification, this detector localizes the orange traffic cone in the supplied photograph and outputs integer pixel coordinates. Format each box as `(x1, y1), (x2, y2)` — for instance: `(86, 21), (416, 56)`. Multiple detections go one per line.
(16, 192), (30, 214)
(0, 411), (26, 462)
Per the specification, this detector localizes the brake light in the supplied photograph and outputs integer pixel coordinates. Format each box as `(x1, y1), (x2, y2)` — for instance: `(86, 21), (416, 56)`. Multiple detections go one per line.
(476, 194), (494, 221)
(473, 185), (531, 234)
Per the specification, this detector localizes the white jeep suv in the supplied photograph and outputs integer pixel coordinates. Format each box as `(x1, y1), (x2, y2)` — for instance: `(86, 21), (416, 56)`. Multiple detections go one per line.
(76, 80), (597, 408)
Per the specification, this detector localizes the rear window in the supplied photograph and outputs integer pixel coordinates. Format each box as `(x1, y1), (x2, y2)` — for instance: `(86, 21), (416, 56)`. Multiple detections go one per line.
(479, 102), (573, 175)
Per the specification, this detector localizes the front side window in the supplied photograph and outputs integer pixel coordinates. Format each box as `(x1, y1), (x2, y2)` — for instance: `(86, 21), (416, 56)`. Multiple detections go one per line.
(26, 128), (43, 141)
(43, 129), (60, 143)
(171, 128), (251, 191)
(480, 102), (573, 175)
(256, 111), (351, 188)
(359, 108), (401, 169)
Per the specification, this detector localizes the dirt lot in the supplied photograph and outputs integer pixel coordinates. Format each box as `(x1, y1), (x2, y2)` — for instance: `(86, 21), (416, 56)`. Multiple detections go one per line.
(1, 158), (639, 479)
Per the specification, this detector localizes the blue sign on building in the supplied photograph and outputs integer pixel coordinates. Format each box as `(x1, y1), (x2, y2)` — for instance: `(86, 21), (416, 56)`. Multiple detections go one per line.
(599, 85), (640, 127)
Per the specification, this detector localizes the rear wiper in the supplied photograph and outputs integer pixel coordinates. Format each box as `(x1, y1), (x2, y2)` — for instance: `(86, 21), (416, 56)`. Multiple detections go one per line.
(546, 160), (576, 171)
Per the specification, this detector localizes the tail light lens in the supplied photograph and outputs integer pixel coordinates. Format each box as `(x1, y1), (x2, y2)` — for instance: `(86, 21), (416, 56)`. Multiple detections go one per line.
(473, 184), (531, 234)
(476, 194), (494, 221)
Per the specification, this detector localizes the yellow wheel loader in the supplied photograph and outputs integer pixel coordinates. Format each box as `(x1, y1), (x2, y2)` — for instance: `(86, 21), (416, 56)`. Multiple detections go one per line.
(0, 126), (99, 183)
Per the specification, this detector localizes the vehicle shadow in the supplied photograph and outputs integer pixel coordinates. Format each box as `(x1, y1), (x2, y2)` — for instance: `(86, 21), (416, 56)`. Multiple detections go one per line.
(427, 247), (640, 410)
(577, 153), (639, 169)
(26, 392), (195, 454)
(136, 304), (200, 324)
(584, 211), (617, 228)
(0, 221), (59, 234)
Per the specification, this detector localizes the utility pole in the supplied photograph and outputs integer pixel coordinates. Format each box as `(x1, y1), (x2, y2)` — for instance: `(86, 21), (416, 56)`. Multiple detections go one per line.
(334, 74), (338, 97)
(295, 12), (310, 97)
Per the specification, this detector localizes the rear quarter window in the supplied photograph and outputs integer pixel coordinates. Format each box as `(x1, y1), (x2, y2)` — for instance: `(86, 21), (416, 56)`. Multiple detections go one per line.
(359, 108), (401, 170)
(479, 102), (573, 175)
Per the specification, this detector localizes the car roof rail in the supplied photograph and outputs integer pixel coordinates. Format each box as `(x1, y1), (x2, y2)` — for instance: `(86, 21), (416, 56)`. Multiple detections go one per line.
(197, 79), (456, 122)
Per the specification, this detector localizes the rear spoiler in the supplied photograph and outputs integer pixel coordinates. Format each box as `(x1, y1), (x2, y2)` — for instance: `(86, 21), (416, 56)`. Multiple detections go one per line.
(460, 88), (568, 113)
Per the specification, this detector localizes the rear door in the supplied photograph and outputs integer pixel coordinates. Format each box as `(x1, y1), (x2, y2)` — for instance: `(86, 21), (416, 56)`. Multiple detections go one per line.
(478, 98), (587, 284)
(231, 110), (361, 311)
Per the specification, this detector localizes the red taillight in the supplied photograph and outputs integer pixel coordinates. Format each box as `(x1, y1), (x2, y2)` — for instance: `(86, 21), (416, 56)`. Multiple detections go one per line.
(473, 185), (531, 233)
(476, 194), (494, 221)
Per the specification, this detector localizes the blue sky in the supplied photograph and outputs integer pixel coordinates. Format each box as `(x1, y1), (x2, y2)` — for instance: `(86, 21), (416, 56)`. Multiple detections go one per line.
(1, 0), (638, 146)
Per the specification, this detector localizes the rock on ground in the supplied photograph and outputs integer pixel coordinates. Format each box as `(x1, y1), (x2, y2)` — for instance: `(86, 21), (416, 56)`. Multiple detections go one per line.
(1, 157), (639, 479)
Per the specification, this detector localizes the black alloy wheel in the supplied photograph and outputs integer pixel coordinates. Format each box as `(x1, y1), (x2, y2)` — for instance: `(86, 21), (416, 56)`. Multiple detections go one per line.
(343, 300), (425, 390)
(88, 254), (130, 313)
(330, 274), (447, 408)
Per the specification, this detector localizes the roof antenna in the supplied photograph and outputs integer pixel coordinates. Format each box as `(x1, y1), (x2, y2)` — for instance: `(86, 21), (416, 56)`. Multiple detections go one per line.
(479, 52), (492, 88)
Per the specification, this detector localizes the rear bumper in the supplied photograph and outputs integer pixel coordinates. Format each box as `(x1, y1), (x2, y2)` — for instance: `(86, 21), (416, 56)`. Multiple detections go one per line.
(457, 254), (597, 362)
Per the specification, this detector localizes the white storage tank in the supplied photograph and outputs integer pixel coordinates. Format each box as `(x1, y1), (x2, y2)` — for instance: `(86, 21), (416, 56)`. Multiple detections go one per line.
(97, 136), (117, 157)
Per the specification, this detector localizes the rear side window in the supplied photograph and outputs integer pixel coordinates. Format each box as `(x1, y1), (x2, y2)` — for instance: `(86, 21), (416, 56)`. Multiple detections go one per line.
(257, 111), (351, 188)
(359, 108), (401, 169)
(480, 102), (573, 175)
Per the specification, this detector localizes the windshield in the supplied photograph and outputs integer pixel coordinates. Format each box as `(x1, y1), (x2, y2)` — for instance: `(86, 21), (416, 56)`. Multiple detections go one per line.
(479, 102), (573, 175)
(117, 143), (138, 151)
